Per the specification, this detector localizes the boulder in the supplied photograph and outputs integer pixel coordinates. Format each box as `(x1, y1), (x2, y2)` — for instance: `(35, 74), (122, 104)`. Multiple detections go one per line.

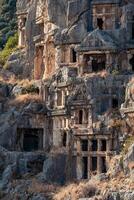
(0, 163), (16, 189)
(42, 153), (66, 185)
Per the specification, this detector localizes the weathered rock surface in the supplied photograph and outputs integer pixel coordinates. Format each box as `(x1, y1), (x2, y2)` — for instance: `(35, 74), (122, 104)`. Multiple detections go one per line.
(42, 153), (67, 185)
(5, 49), (28, 78)
(123, 144), (134, 175)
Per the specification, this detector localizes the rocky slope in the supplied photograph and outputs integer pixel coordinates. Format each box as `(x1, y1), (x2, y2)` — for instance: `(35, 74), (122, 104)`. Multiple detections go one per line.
(0, 71), (133, 200)
(0, 142), (133, 200)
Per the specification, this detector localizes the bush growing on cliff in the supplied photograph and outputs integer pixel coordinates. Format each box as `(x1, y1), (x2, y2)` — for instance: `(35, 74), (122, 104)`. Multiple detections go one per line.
(0, 33), (18, 66)
(21, 84), (40, 95)
(0, 0), (17, 49)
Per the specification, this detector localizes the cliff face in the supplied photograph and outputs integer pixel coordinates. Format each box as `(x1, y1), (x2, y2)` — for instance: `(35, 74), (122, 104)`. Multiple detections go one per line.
(0, 0), (133, 200)
(14, 0), (92, 79)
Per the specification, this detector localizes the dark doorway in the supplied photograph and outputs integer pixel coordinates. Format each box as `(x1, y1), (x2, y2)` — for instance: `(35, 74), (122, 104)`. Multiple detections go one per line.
(71, 48), (77, 63)
(101, 157), (107, 173)
(92, 59), (98, 72)
(112, 98), (118, 108)
(91, 139), (98, 151)
(82, 157), (88, 179)
(92, 57), (106, 72)
(78, 110), (83, 124)
(97, 18), (103, 30)
(63, 131), (67, 147)
(92, 156), (97, 172)
(101, 139), (107, 151)
(100, 100), (109, 113)
(129, 55), (134, 71)
(57, 90), (62, 106)
(17, 128), (43, 152)
(23, 134), (39, 151)
(22, 17), (27, 27)
(81, 139), (88, 151)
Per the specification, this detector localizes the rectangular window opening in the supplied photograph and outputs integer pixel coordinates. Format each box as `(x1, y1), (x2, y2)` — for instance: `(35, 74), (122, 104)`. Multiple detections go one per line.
(81, 139), (88, 151)
(91, 139), (98, 151)
(82, 157), (88, 179)
(91, 156), (97, 172)
(101, 139), (107, 151)
(17, 128), (43, 152)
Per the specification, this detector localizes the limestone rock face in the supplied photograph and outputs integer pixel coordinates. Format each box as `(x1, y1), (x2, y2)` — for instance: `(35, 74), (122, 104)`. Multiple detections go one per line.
(17, 0), (32, 14)
(123, 144), (134, 174)
(0, 0), (134, 199)
(42, 154), (67, 185)
(0, 164), (16, 189)
(121, 80), (134, 131)
(5, 50), (27, 77)
(47, 0), (68, 28)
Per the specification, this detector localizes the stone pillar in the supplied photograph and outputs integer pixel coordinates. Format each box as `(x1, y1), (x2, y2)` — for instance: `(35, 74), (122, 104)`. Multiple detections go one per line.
(18, 29), (22, 47)
(88, 106), (93, 134)
(18, 17), (26, 47)
(76, 140), (83, 180)
(78, 54), (84, 76)
(107, 139), (111, 152)
(106, 51), (111, 71)
(77, 156), (83, 180)
(87, 156), (91, 179)
(53, 117), (62, 147)
(62, 90), (65, 106)
(127, 51), (133, 71)
(89, 140), (92, 151)
(55, 46), (61, 70)
(55, 90), (58, 107)
(97, 156), (102, 174)
(98, 139), (101, 151)
(43, 127), (46, 149)
(89, 156), (92, 177)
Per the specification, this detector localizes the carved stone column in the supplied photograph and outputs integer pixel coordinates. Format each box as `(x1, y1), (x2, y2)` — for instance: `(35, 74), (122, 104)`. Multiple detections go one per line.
(97, 156), (102, 174)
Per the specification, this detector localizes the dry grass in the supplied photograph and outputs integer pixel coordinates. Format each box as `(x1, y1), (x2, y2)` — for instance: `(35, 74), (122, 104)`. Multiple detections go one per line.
(110, 119), (123, 128)
(121, 135), (134, 155)
(8, 94), (42, 108)
(0, 70), (34, 86)
(16, 79), (35, 87)
(53, 181), (97, 200)
(28, 179), (58, 195)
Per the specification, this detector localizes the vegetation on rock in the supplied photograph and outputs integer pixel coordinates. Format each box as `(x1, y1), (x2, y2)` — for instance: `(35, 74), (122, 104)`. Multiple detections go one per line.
(0, 33), (18, 66)
(0, 0), (17, 49)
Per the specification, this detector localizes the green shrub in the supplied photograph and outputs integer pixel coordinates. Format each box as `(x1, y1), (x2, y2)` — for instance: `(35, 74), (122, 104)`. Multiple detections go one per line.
(5, 32), (18, 49)
(0, 48), (12, 65)
(0, 32), (18, 65)
(112, 69), (119, 75)
(22, 85), (39, 95)
(0, 0), (17, 48)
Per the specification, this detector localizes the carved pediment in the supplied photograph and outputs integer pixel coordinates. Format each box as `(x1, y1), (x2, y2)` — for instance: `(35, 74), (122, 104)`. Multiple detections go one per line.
(68, 84), (89, 105)
(79, 29), (118, 50)
(74, 88), (87, 101)
(86, 34), (104, 48)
